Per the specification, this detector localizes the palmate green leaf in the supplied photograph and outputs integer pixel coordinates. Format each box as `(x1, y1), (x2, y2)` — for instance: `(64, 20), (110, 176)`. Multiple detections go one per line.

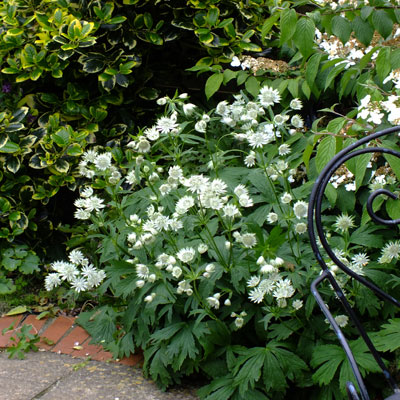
(144, 344), (173, 390)
(373, 319), (400, 352)
(311, 344), (345, 385)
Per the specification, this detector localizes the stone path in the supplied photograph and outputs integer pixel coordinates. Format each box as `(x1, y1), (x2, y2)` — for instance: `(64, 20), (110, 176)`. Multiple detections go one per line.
(0, 315), (200, 400)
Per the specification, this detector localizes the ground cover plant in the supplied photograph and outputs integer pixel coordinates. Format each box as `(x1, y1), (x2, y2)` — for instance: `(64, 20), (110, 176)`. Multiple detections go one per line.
(1, 0), (400, 398)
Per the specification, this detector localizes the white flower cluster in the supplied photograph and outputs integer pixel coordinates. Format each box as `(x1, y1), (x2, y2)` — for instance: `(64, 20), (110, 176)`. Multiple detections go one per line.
(45, 250), (106, 293)
(379, 240), (400, 264)
(247, 256), (296, 308)
(315, 28), (377, 69)
(215, 91), (303, 151)
(74, 186), (105, 220)
(328, 249), (369, 276)
(79, 150), (121, 183)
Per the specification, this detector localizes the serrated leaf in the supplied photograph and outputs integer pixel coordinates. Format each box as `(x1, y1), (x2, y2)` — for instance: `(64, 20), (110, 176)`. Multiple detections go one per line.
(331, 15), (352, 44)
(315, 135), (336, 173)
(261, 13), (280, 42)
(352, 16), (373, 46)
(280, 8), (297, 44)
(293, 18), (315, 59)
(372, 10), (393, 39)
(306, 53), (322, 87)
(376, 47), (391, 83)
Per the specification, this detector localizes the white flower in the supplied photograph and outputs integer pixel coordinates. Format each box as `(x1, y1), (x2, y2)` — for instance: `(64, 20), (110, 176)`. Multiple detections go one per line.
(274, 114), (289, 125)
(145, 126), (160, 141)
(206, 296), (220, 309)
(241, 233), (257, 248)
(136, 264), (149, 278)
(234, 316), (245, 328)
(248, 288), (265, 303)
(183, 175), (209, 193)
(71, 277), (88, 293)
(293, 201), (308, 219)
(295, 222), (307, 235)
(172, 266), (182, 278)
(82, 149), (98, 163)
(273, 279), (295, 299)
(157, 97), (168, 105)
(156, 116), (178, 134)
(205, 263), (215, 273)
(230, 56), (241, 67)
(59, 263), (79, 282)
(198, 243), (208, 254)
(291, 114), (304, 129)
(183, 103), (197, 116)
(175, 196), (195, 215)
(176, 247), (196, 263)
(223, 204), (241, 218)
(136, 280), (145, 288)
(238, 194), (253, 207)
(345, 182), (356, 191)
(94, 153), (112, 171)
(234, 184), (248, 197)
(194, 120), (207, 133)
(45, 273), (61, 291)
(169, 166), (183, 180)
(379, 241), (400, 263)
(144, 293), (156, 303)
(267, 212), (278, 223)
(334, 214), (355, 232)
(278, 144), (291, 156)
(81, 187), (94, 198)
(137, 138), (151, 153)
(351, 253), (369, 267)
(335, 315), (349, 328)
(258, 86), (281, 107)
(83, 196), (106, 212)
(290, 98), (303, 110)
(68, 250), (85, 265)
(260, 264), (276, 274)
(224, 299), (231, 306)
(280, 192), (292, 204)
(244, 151), (256, 167)
(292, 299), (303, 310)
(247, 275), (260, 287)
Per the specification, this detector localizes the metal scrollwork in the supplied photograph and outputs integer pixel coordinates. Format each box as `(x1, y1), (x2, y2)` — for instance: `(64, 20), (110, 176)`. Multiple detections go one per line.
(308, 126), (400, 400)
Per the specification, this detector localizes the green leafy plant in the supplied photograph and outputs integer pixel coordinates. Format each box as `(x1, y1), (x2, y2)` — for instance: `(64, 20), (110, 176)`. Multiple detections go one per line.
(2, 322), (40, 359)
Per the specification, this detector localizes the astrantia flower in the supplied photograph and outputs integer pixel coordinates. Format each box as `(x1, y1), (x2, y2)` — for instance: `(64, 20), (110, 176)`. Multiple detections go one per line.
(136, 264), (149, 278)
(234, 184), (248, 197)
(206, 296), (220, 309)
(241, 233), (257, 248)
(293, 201), (308, 219)
(80, 187), (94, 198)
(175, 196), (195, 215)
(292, 299), (303, 310)
(244, 151), (256, 167)
(94, 153), (112, 171)
(45, 273), (61, 291)
(198, 243), (208, 254)
(183, 175), (209, 193)
(83, 196), (105, 212)
(379, 241), (400, 263)
(291, 114), (304, 129)
(183, 103), (196, 116)
(82, 149), (98, 163)
(156, 116), (178, 134)
(176, 247), (196, 263)
(290, 98), (303, 110)
(137, 138), (151, 153)
(145, 126), (160, 141)
(172, 266), (182, 278)
(334, 315), (349, 328)
(278, 144), (291, 156)
(273, 279), (295, 299)
(211, 179), (227, 194)
(334, 213), (355, 232)
(280, 192), (292, 204)
(59, 263), (79, 282)
(223, 204), (241, 218)
(267, 212), (278, 223)
(247, 275), (260, 288)
(75, 208), (90, 220)
(248, 288), (266, 303)
(71, 277), (88, 293)
(274, 114), (289, 125)
(68, 250), (85, 265)
(169, 166), (183, 180)
(195, 120), (207, 133)
(295, 222), (307, 235)
(238, 194), (253, 208)
(258, 86), (281, 107)
(351, 253), (369, 267)
(248, 131), (272, 148)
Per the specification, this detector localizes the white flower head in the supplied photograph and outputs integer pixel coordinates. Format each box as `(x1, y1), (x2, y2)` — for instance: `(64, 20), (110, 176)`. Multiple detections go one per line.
(267, 212), (278, 223)
(334, 213), (355, 232)
(176, 247), (196, 263)
(258, 86), (281, 107)
(94, 153), (112, 171)
(290, 98), (303, 110)
(280, 192), (292, 204)
(293, 201), (308, 219)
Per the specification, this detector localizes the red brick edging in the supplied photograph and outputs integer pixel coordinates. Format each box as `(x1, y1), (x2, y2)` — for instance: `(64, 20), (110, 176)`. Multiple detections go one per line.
(0, 314), (142, 367)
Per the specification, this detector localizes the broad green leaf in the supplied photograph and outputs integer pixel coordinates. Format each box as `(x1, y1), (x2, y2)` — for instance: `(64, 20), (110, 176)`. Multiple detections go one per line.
(331, 15), (352, 44)
(293, 18), (315, 58)
(245, 76), (260, 97)
(315, 135), (336, 173)
(260, 13), (280, 42)
(352, 16), (373, 46)
(0, 141), (20, 153)
(205, 73), (223, 100)
(306, 53), (322, 87)
(376, 47), (391, 83)
(280, 8), (297, 44)
(372, 10), (393, 39)
(386, 198), (400, 221)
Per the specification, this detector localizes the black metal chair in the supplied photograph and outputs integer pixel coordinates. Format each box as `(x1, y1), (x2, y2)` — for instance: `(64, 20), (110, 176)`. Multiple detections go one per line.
(308, 126), (400, 400)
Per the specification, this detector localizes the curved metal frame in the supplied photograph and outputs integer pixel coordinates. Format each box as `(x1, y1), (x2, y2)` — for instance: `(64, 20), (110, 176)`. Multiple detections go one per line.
(308, 126), (400, 400)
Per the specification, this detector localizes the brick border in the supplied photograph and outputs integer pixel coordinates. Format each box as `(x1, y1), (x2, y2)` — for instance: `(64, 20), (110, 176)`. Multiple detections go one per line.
(0, 315), (142, 367)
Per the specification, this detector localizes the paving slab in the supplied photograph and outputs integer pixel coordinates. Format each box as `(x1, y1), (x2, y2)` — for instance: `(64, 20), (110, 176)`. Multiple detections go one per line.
(0, 350), (200, 400)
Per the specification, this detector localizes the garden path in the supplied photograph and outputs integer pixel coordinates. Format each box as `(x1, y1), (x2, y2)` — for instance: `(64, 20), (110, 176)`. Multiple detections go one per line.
(0, 315), (199, 400)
